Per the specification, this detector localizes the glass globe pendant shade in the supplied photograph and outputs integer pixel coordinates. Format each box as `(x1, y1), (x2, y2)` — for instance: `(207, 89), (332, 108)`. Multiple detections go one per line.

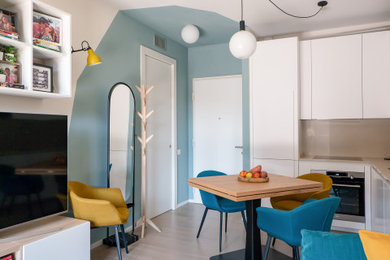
(181, 24), (199, 44)
(229, 27), (257, 59)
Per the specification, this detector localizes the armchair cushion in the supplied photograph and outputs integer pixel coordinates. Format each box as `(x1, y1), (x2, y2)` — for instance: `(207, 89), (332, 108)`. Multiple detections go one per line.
(301, 230), (367, 260)
(359, 230), (390, 260)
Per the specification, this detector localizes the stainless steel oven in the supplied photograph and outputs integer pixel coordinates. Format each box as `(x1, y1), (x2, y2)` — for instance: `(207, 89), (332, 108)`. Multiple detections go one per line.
(326, 171), (365, 223)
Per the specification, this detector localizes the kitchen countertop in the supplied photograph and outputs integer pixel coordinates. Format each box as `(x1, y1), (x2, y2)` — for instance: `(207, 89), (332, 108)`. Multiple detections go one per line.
(300, 156), (390, 183)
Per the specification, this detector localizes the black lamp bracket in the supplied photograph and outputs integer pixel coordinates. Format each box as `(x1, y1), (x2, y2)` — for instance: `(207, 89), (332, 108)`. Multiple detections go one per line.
(71, 40), (92, 53)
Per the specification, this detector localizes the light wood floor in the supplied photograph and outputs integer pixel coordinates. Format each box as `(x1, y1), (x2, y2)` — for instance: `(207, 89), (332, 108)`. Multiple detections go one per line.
(91, 203), (292, 260)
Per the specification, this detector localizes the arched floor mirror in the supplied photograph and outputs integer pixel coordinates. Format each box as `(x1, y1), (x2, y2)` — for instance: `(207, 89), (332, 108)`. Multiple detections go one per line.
(103, 82), (138, 247)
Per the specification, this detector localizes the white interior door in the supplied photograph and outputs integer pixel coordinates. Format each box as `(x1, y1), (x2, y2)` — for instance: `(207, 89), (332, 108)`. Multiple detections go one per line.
(141, 46), (177, 219)
(193, 75), (243, 203)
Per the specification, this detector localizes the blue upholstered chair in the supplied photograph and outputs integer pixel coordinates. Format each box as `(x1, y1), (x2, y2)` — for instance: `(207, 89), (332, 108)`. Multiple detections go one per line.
(196, 170), (247, 252)
(257, 197), (341, 260)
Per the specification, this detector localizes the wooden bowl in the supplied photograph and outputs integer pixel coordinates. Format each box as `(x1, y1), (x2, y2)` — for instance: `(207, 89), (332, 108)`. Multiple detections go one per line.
(237, 176), (269, 183)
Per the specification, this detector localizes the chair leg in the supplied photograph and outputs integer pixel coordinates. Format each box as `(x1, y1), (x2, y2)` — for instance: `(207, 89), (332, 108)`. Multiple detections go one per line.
(241, 211), (247, 231)
(295, 246), (300, 260)
(272, 237), (276, 247)
(114, 225), (122, 260)
(120, 224), (129, 254)
(293, 246), (300, 260)
(264, 235), (272, 260)
(225, 212), (228, 233)
(219, 211), (223, 252)
(196, 208), (208, 238)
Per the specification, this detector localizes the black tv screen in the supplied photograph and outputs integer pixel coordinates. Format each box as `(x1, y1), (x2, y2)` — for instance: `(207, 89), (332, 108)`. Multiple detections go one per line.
(0, 112), (68, 230)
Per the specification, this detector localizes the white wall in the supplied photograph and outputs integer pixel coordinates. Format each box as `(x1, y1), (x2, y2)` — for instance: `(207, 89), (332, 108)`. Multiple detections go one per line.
(0, 0), (118, 116)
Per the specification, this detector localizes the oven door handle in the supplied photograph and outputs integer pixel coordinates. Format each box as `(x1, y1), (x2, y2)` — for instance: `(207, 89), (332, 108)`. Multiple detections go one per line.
(333, 184), (361, 188)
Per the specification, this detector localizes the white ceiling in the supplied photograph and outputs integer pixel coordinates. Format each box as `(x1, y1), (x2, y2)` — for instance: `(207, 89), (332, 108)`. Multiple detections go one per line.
(98, 0), (390, 37)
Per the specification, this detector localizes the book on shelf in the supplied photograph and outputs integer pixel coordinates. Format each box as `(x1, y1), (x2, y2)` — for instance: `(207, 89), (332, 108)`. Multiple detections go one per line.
(0, 254), (14, 260)
(0, 29), (19, 40)
(33, 39), (61, 52)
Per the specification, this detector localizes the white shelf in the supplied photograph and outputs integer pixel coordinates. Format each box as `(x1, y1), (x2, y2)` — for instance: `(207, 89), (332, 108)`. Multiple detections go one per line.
(0, 36), (28, 49)
(0, 0), (71, 99)
(33, 45), (64, 59)
(0, 86), (70, 98)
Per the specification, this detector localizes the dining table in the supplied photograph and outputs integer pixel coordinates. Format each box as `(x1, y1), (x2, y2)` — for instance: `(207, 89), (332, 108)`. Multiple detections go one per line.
(188, 173), (323, 260)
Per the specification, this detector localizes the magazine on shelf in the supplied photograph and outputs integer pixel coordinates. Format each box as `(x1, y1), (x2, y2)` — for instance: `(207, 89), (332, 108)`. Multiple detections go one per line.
(33, 39), (61, 52)
(0, 254), (13, 260)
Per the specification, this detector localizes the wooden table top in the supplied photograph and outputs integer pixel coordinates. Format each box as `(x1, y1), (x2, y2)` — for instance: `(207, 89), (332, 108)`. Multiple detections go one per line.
(188, 174), (323, 202)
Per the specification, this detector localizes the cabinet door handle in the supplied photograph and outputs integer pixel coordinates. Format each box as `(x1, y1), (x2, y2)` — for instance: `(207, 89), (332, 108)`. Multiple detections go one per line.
(234, 146), (243, 149)
(333, 184), (361, 188)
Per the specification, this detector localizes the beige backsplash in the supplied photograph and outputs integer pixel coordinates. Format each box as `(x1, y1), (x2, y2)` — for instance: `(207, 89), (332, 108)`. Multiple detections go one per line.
(300, 119), (390, 158)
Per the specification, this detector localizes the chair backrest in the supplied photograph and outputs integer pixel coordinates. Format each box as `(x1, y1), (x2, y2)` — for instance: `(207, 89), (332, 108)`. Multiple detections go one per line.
(289, 173), (333, 202)
(196, 170), (226, 210)
(289, 197), (341, 245)
(68, 181), (93, 199)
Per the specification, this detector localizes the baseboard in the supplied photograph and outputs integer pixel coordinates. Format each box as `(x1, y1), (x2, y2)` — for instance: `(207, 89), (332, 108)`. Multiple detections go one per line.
(188, 199), (202, 204)
(91, 239), (103, 249)
(91, 223), (136, 250)
(175, 200), (189, 209)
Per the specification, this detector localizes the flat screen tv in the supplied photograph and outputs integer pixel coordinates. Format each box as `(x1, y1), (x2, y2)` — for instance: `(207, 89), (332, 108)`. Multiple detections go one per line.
(0, 112), (68, 230)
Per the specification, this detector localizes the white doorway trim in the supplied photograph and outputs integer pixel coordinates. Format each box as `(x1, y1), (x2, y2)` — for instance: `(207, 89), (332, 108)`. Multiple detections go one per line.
(140, 46), (178, 210)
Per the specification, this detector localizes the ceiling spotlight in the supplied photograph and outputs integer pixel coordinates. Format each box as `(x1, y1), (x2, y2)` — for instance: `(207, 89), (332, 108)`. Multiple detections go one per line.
(181, 24), (199, 44)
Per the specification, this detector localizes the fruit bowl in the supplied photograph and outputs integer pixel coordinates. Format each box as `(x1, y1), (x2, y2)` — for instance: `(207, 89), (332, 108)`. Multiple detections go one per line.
(237, 176), (269, 183)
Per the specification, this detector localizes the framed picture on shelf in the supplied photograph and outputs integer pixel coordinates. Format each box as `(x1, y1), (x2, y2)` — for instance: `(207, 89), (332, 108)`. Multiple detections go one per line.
(0, 62), (20, 84)
(33, 12), (61, 52)
(0, 9), (18, 40)
(33, 64), (53, 92)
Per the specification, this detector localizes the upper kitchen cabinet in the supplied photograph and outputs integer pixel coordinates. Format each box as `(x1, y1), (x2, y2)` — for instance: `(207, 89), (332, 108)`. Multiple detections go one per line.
(362, 31), (390, 118)
(300, 40), (312, 120)
(311, 34), (362, 119)
(250, 37), (298, 161)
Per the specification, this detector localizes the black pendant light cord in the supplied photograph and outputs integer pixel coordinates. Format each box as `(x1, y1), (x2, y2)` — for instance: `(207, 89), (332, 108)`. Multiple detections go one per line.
(269, 0), (328, 19)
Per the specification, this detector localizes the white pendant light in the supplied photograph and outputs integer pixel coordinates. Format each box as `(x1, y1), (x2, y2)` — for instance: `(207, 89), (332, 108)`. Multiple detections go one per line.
(229, 0), (257, 59)
(181, 24), (199, 44)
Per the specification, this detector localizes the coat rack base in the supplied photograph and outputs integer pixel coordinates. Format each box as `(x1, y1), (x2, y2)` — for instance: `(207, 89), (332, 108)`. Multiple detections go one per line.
(136, 217), (161, 238)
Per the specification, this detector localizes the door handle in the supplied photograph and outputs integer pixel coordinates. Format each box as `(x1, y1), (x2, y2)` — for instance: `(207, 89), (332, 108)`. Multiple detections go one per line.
(234, 146), (243, 149)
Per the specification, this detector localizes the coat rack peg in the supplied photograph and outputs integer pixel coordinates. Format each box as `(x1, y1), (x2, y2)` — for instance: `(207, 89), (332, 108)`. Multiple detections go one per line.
(146, 85), (154, 95)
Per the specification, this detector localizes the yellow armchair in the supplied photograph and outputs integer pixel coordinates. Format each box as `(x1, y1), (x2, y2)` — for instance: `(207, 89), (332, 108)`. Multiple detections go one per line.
(271, 173), (333, 211)
(68, 181), (129, 260)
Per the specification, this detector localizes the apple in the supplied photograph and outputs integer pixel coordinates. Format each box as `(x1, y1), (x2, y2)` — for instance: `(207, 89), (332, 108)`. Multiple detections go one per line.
(253, 172), (260, 178)
(250, 165), (262, 173)
(260, 171), (268, 178)
(240, 170), (247, 177)
(246, 172), (253, 178)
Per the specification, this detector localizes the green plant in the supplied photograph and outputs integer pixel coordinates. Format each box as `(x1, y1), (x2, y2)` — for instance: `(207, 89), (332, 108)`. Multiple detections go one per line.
(5, 54), (16, 64)
(0, 68), (5, 74)
(4, 45), (16, 54)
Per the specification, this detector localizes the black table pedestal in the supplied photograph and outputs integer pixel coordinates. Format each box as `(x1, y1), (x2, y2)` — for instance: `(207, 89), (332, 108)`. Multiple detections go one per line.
(210, 199), (292, 260)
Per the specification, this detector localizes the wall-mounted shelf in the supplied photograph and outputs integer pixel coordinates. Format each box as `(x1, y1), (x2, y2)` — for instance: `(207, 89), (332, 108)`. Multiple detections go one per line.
(0, 0), (71, 99)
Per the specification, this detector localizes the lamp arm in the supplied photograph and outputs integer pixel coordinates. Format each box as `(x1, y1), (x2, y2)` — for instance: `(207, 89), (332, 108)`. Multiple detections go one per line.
(71, 40), (92, 53)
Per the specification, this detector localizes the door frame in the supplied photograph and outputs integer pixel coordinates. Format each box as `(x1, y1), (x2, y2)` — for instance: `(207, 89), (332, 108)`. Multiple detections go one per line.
(192, 74), (243, 202)
(140, 45), (178, 210)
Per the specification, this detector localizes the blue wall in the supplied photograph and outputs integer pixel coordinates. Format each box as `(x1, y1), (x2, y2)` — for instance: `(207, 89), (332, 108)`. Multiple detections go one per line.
(69, 11), (189, 242)
(187, 43), (243, 199)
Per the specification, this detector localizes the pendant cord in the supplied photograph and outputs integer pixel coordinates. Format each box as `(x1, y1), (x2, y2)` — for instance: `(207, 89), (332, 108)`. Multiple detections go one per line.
(241, 0), (243, 21)
(269, 0), (326, 19)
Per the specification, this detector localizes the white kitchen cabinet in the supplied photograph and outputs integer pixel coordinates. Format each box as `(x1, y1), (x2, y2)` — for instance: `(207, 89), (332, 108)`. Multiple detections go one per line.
(311, 34), (362, 119)
(371, 168), (389, 234)
(250, 37), (298, 160)
(300, 40), (312, 120)
(362, 31), (390, 118)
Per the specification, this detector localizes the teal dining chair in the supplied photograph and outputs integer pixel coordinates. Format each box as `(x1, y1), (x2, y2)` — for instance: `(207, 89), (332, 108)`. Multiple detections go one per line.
(196, 170), (247, 252)
(257, 197), (341, 260)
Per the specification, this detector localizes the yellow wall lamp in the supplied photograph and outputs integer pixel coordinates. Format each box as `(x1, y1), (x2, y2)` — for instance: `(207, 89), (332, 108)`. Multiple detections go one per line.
(71, 40), (102, 66)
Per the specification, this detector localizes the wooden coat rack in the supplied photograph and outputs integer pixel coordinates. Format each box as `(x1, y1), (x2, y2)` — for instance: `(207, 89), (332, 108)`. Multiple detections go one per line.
(135, 85), (161, 238)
